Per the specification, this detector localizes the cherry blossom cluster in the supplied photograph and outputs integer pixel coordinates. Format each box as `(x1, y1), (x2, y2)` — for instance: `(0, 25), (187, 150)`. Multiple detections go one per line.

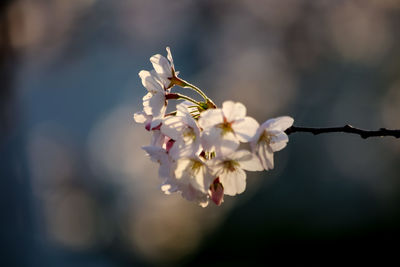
(134, 47), (293, 207)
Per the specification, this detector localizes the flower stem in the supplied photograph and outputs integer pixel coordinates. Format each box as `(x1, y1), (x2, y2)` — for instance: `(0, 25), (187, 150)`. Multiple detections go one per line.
(171, 77), (217, 109)
(181, 79), (208, 99)
(166, 92), (204, 109)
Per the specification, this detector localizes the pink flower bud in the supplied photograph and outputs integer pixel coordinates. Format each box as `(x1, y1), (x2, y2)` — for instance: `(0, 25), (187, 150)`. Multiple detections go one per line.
(210, 178), (224, 206)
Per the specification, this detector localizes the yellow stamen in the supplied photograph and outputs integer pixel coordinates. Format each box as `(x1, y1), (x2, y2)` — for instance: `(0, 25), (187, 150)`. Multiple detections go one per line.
(191, 160), (203, 174)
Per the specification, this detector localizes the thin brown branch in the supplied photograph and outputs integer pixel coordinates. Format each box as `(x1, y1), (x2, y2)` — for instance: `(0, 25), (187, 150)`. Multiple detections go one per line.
(285, 124), (400, 139)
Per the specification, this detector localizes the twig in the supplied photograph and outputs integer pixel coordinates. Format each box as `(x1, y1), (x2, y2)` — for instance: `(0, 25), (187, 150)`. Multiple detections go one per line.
(285, 125), (400, 139)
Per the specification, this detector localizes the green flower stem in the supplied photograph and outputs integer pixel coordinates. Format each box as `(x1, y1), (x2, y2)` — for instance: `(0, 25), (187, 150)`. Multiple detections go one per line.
(167, 92), (204, 109)
(171, 77), (217, 109)
(181, 80), (208, 100)
(178, 95), (202, 107)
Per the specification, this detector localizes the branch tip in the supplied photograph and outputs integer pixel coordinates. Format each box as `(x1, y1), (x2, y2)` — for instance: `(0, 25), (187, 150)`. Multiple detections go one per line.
(285, 125), (400, 139)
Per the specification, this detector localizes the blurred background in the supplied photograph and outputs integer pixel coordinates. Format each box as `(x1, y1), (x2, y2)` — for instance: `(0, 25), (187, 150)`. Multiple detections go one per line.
(1, 0), (400, 266)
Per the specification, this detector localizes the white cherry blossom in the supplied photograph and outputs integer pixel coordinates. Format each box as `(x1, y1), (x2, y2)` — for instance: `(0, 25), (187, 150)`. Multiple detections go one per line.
(209, 150), (263, 197)
(250, 116), (294, 170)
(161, 102), (202, 159)
(199, 101), (259, 155)
(174, 156), (213, 194)
(173, 156), (212, 207)
(150, 46), (177, 88)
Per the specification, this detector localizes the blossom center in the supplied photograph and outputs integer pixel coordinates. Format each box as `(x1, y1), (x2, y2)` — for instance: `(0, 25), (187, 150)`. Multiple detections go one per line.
(216, 117), (233, 136)
(258, 130), (274, 145)
(183, 127), (196, 141)
(222, 160), (239, 172)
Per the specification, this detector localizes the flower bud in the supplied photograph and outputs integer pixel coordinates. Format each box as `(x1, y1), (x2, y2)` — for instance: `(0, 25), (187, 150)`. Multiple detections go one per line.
(210, 178), (224, 206)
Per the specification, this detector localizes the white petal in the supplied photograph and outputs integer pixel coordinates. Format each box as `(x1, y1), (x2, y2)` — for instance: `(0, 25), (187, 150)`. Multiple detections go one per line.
(182, 139), (202, 158)
(222, 101), (247, 122)
(200, 128), (218, 152)
(219, 131), (240, 156)
(175, 103), (199, 130)
(166, 46), (174, 69)
(149, 117), (163, 129)
(232, 150), (263, 171)
(185, 116), (200, 134)
(168, 138), (201, 160)
(143, 92), (166, 117)
(194, 165), (213, 194)
(161, 175), (179, 194)
(152, 131), (167, 148)
(220, 168), (247, 196)
(150, 54), (171, 78)
(142, 145), (164, 161)
(257, 142), (274, 170)
(158, 163), (172, 181)
(180, 184), (209, 207)
(138, 70), (163, 93)
(232, 116), (259, 142)
(161, 183), (176, 195)
(142, 93), (152, 115)
(161, 116), (185, 140)
(269, 132), (289, 152)
(180, 184), (195, 200)
(202, 128), (239, 156)
(168, 142), (180, 160)
(133, 111), (149, 124)
(198, 109), (223, 130)
(207, 158), (224, 177)
(263, 116), (294, 131)
(249, 126), (263, 151)
(150, 130), (163, 147)
(177, 101), (200, 118)
(150, 69), (164, 84)
(176, 102), (191, 116)
(230, 150), (252, 161)
(174, 158), (191, 179)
